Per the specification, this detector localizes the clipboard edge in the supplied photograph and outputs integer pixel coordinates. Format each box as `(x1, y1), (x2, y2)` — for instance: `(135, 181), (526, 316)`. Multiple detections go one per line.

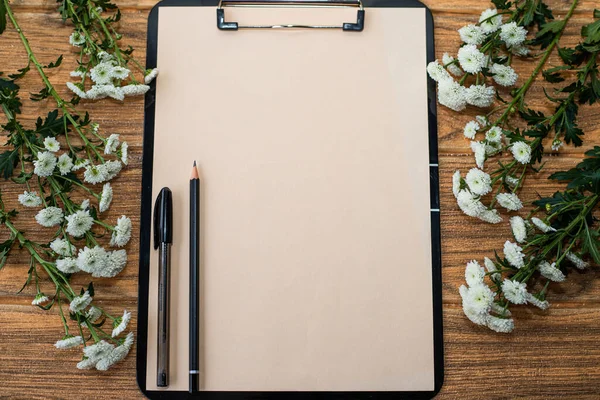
(136, 0), (444, 398)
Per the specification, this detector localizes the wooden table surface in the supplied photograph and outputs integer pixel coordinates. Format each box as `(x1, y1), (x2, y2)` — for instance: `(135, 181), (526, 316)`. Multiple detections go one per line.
(0, 0), (599, 398)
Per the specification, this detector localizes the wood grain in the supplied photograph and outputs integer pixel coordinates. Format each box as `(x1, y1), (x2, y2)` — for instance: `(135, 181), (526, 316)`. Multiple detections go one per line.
(0, 1), (599, 398)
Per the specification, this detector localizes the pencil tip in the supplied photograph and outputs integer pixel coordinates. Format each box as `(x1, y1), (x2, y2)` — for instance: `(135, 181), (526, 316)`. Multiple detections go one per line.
(191, 161), (199, 179)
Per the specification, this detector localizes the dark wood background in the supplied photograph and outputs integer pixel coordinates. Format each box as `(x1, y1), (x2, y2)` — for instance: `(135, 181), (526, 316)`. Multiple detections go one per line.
(0, 0), (599, 398)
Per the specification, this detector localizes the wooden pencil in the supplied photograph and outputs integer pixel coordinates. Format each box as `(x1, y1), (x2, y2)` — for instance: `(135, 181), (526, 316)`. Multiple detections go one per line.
(189, 161), (200, 393)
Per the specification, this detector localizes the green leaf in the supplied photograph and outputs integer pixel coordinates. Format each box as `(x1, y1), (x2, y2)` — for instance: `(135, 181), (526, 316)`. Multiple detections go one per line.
(0, 149), (19, 179)
(582, 221), (600, 264)
(492, 0), (512, 10)
(0, 0), (7, 35)
(30, 87), (50, 102)
(35, 110), (67, 137)
(538, 20), (566, 37)
(16, 266), (33, 294)
(8, 63), (30, 80)
(43, 55), (63, 69)
(0, 76), (17, 91)
(87, 281), (95, 297)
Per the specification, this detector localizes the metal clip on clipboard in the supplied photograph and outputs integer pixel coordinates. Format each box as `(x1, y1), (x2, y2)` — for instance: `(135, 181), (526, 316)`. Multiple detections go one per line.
(217, 0), (365, 31)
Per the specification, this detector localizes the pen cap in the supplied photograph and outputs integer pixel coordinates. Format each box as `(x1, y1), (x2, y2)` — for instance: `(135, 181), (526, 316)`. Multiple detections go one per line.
(153, 187), (173, 249)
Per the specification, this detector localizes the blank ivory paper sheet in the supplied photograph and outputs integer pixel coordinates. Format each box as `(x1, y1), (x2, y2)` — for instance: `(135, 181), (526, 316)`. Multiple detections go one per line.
(146, 5), (434, 392)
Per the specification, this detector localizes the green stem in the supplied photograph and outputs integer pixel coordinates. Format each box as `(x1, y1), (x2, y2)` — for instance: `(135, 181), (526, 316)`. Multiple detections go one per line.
(493, 0), (579, 127)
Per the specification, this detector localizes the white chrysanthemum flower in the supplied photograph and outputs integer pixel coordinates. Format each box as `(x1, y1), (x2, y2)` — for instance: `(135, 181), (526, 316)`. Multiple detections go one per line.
(84, 306), (102, 324)
(97, 51), (115, 63)
(112, 310), (131, 337)
(57, 153), (74, 175)
(90, 62), (114, 85)
(478, 209), (503, 224)
(500, 22), (528, 47)
(501, 279), (527, 304)
(479, 8), (503, 33)
(485, 142), (501, 157)
(452, 170), (462, 198)
(77, 246), (108, 275)
(50, 237), (75, 257)
(463, 120), (480, 139)
(35, 206), (64, 227)
(551, 139), (564, 151)
(110, 216), (132, 247)
(120, 142), (128, 165)
(490, 302), (511, 317)
(485, 126), (503, 143)
(104, 134), (120, 155)
(427, 60), (450, 82)
(511, 44), (530, 56)
(95, 343), (131, 371)
(496, 193), (523, 211)
(437, 77), (467, 112)
(538, 261), (565, 282)
(83, 164), (109, 184)
(104, 160), (122, 180)
(485, 315), (514, 333)
(70, 69), (85, 78)
(505, 175), (519, 188)
(18, 191), (42, 208)
(465, 260), (485, 287)
(81, 199), (90, 210)
(121, 84), (150, 97)
(565, 252), (589, 269)
(484, 257), (500, 280)
(66, 82), (87, 98)
(43, 137), (60, 152)
(470, 141), (486, 169)
(510, 216), (527, 243)
(55, 335), (83, 349)
(458, 24), (486, 45)
(457, 44), (487, 74)
(83, 340), (114, 364)
(442, 53), (462, 76)
(531, 217), (556, 233)
(526, 292), (549, 310)
(111, 66), (130, 80)
(69, 31), (86, 46)
(465, 168), (492, 196)
(32, 293), (49, 306)
(86, 84), (124, 101)
(456, 190), (486, 218)
(56, 257), (79, 274)
(466, 84), (495, 108)
(460, 284), (494, 325)
(65, 210), (94, 237)
(95, 332), (134, 371)
(476, 115), (488, 126)
(76, 357), (97, 370)
(490, 63), (518, 87)
(504, 241), (525, 269)
(144, 68), (159, 84)
(33, 151), (57, 177)
(511, 141), (532, 164)
(97, 249), (127, 278)
(69, 290), (93, 313)
(99, 183), (113, 213)
(72, 158), (89, 171)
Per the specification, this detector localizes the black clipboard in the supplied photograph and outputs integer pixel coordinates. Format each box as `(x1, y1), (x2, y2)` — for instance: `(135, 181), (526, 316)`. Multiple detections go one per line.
(136, 0), (443, 398)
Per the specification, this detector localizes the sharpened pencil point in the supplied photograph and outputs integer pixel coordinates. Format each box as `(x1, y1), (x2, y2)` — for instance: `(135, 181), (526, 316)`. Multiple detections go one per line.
(191, 162), (199, 180)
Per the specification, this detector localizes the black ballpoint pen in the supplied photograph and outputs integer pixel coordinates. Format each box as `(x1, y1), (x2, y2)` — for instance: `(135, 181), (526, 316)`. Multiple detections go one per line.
(189, 162), (200, 393)
(154, 187), (173, 388)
